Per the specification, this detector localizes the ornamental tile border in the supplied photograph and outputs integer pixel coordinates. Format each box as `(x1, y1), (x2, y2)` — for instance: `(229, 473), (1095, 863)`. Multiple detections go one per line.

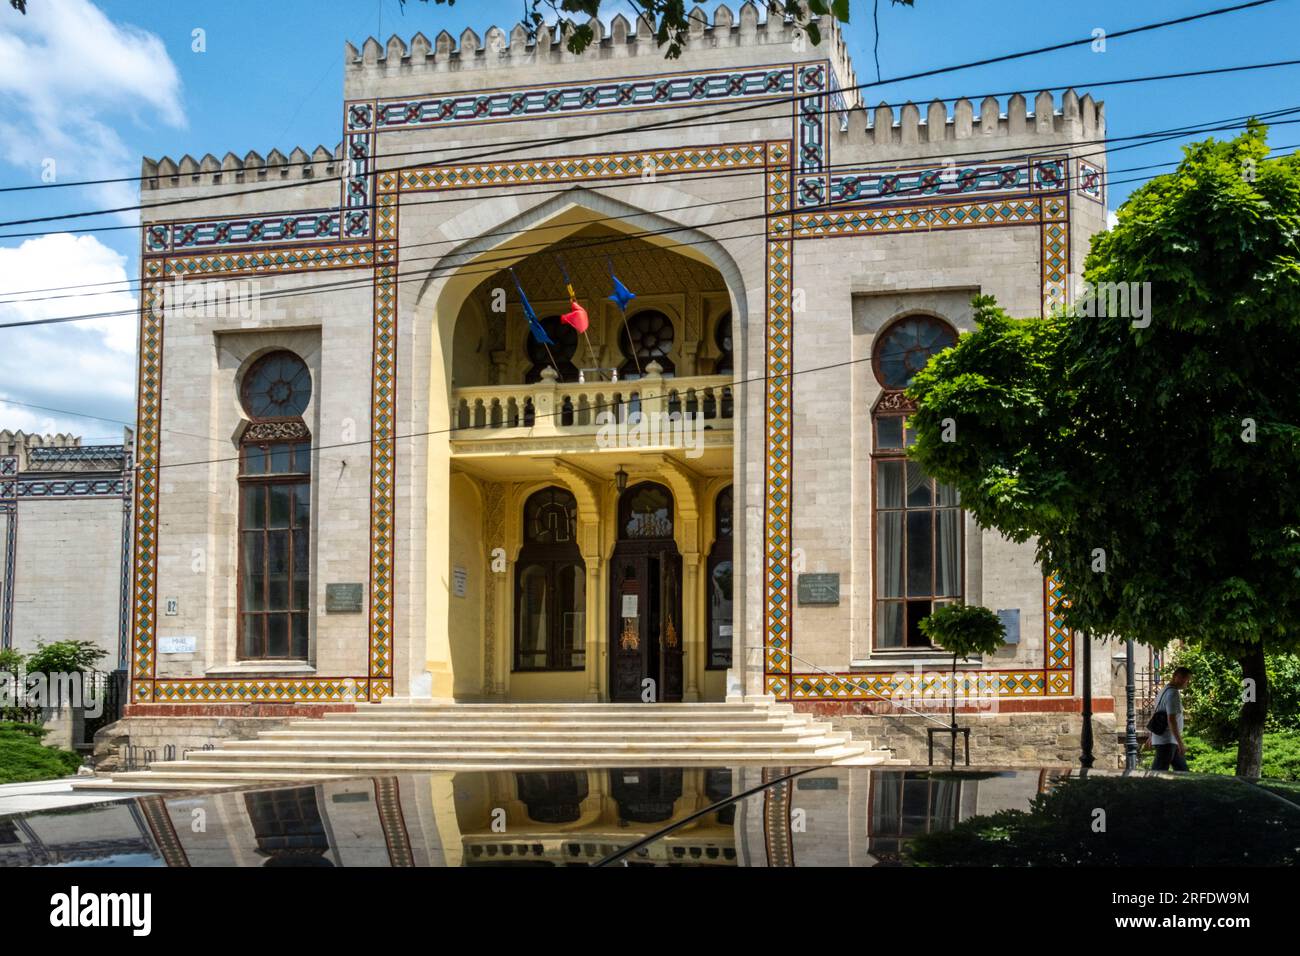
(1077, 157), (1104, 203)
(357, 64), (798, 133)
(399, 143), (767, 192)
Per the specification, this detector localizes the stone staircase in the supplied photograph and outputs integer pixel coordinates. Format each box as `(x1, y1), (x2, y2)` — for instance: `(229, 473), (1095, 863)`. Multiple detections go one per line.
(79, 699), (893, 790)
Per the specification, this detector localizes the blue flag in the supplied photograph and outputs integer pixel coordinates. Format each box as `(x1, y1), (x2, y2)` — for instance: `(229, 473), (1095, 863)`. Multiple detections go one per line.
(510, 268), (554, 345)
(607, 260), (637, 311)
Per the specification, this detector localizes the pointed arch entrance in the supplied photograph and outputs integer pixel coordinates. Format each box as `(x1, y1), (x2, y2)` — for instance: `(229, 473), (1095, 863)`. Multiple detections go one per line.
(608, 481), (683, 702)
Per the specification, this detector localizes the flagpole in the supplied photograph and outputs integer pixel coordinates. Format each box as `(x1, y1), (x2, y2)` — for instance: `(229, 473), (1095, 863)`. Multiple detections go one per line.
(606, 257), (642, 378)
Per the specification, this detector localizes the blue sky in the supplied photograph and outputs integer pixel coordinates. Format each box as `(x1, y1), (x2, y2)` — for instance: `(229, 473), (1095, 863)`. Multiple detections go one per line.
(1, 0), (1298, 438)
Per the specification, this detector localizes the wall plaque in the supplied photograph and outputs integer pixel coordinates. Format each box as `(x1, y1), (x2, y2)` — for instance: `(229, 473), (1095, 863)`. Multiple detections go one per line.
(453, 566), (468, 598)
(326, 583), (365, 613)
(797, 573), (840, 606)
(996, 608), (1020, 645)
(158, 635), (196, 654)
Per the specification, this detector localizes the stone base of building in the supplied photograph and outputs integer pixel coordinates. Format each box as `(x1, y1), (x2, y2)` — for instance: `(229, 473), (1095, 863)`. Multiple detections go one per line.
(822, 709), (1123, 769)
(92, 715), (312, 772)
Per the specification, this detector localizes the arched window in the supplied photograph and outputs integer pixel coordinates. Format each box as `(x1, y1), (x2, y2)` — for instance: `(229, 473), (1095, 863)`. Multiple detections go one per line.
(524, 316), (579, 383)
(238, 350), (312, 660)
(618, 310), (675, 379)
(707, 486), (733, 669)
(619, 481), (674, 539)
(515, 487), (585, 671)
(714, 312), (734, 375)
(871, 316), (961, 650)
(872, 314), (957, 389)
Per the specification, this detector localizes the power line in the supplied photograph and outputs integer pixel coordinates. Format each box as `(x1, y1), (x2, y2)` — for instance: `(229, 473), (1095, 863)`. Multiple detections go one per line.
(3, 101), (1294, 307)
(1, 110), (1294, 324)
(4, 53), (1298, 198)
(0, 0), (1279, 228)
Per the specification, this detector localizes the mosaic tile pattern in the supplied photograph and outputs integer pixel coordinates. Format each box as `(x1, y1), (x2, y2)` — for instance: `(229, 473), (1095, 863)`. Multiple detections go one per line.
(795, 64), (827, 207)
(144, 244), (373, 279)
(1078, 158), (1104, 203)
(132, 283), (163, 691)
(363, 65), (797, 132)
(1040, 194), (1070, 316)
(788, 669), (1048, 700)
(12, 477), (124, 498)
(150, 678), (372, 703)
(369, 172), (399, 699)
(763, 142), (793, 696)
(146, 211), (341, 254)
(792, 198), (1045, 239)
(374, 777), (416, 867)
(0, 457), (15, 651)
(400, 143), (767, 192)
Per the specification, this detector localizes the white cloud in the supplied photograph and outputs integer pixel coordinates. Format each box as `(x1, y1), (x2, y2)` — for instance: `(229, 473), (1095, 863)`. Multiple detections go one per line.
(0, 0), (184, 217)
(0, 232), (136, 439)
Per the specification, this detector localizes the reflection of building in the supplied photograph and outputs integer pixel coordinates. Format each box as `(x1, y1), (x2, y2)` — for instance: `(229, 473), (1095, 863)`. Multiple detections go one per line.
(2, 767), (1059, 867)
(122, 10), (1113, 763)
(0, 429), (133, 667)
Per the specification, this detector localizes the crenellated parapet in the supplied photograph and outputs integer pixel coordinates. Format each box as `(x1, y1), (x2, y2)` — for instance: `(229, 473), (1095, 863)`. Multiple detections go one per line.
(836, 89), (1105, 152)
(141, 144), (342, 192)
(344, 3), (859, 106)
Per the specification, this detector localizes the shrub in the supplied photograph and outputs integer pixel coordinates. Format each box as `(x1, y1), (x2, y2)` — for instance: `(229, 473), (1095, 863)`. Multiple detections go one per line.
(0, 721), (83, 784)
(24, 640), (107, 676)
(908, 773), (1300, 866)
(1170, 645), (1300, 746)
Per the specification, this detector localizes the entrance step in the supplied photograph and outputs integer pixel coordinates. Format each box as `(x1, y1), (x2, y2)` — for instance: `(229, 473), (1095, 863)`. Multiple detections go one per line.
(78, 700), (891, 790)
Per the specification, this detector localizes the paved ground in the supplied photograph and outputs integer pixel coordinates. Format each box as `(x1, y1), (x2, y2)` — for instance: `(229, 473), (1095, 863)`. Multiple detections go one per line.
(0, 777), (142, 815)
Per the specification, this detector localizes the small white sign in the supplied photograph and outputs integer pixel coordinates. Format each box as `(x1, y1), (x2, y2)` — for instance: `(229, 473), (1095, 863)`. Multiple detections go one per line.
(159, 635), (197, 654)
(621, 594), (638, 618)
(719, 625), (733, 637)
(452, 566), (468, 598)
(164, 597), (179, 617)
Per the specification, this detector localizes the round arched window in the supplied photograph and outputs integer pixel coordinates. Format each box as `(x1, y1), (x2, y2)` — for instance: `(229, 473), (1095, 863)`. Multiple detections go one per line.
(714, 313), (733, 375)
(241, 351), (312, 419)
(873, 315), (956, 389)
(619, 310), (675, 378)
(525, 316), (578, 383)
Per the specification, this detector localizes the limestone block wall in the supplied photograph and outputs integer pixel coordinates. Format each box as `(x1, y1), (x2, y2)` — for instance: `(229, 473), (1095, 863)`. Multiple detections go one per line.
(10, 497), (123, 658)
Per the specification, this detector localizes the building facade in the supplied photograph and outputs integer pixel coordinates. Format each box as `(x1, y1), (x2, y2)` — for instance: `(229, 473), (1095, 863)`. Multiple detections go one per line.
(129, 8), (1115, 750)
(0, 429), (133, 668)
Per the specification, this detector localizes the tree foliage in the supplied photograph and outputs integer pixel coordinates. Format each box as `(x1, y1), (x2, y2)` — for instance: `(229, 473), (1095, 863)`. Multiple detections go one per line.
(906, 126), (1300, 774)
(401, 1), (913, 58)
(918, 603), (1006, 659)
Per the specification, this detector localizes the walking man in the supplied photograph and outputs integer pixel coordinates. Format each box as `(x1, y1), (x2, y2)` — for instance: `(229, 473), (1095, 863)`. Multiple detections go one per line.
(1149, 666), (1192, 772)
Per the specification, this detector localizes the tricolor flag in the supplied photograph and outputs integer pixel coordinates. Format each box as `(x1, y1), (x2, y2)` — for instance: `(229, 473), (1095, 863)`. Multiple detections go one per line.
(509, 267), (554, 345)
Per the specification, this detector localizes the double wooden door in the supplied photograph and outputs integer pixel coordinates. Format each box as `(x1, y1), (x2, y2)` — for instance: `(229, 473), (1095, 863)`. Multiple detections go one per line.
(608, 542), (683, 702)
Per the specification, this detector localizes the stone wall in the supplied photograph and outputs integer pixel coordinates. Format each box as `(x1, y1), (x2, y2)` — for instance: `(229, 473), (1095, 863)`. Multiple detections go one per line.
(835, 711), (1123, 769)
(92, 715), (299, 772)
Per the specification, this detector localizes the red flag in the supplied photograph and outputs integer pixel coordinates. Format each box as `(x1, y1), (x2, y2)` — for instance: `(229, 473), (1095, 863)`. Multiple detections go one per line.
(560, 299), (589, 334)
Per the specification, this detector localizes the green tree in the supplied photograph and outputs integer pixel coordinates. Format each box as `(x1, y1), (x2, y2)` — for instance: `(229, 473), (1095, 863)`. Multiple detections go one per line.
(25, 640), (107, 676)
(919, 603), (1006, 742)
(907, 126), (1300, 778)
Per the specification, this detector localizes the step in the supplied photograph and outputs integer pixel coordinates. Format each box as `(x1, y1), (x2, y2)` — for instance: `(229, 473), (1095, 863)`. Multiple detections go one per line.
(186, 741), (858, 761)
(269, 720), (818, 736)
(251, 729), (832, 745)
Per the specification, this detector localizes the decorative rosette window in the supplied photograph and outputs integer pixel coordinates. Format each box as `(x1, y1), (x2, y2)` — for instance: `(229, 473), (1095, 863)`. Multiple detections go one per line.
(237, 350), (313, 660)
(871, 316), (962, 650)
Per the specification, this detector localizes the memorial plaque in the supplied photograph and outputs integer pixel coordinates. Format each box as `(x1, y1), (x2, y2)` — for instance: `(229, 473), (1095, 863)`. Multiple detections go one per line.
(326, 583), (365, 613)
(797, 572), (840, 606)
(996, 608), (1020, 645)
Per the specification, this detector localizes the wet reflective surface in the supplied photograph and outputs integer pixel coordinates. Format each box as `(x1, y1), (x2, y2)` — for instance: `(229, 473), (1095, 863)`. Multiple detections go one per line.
(2, 767), (1297, 867)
